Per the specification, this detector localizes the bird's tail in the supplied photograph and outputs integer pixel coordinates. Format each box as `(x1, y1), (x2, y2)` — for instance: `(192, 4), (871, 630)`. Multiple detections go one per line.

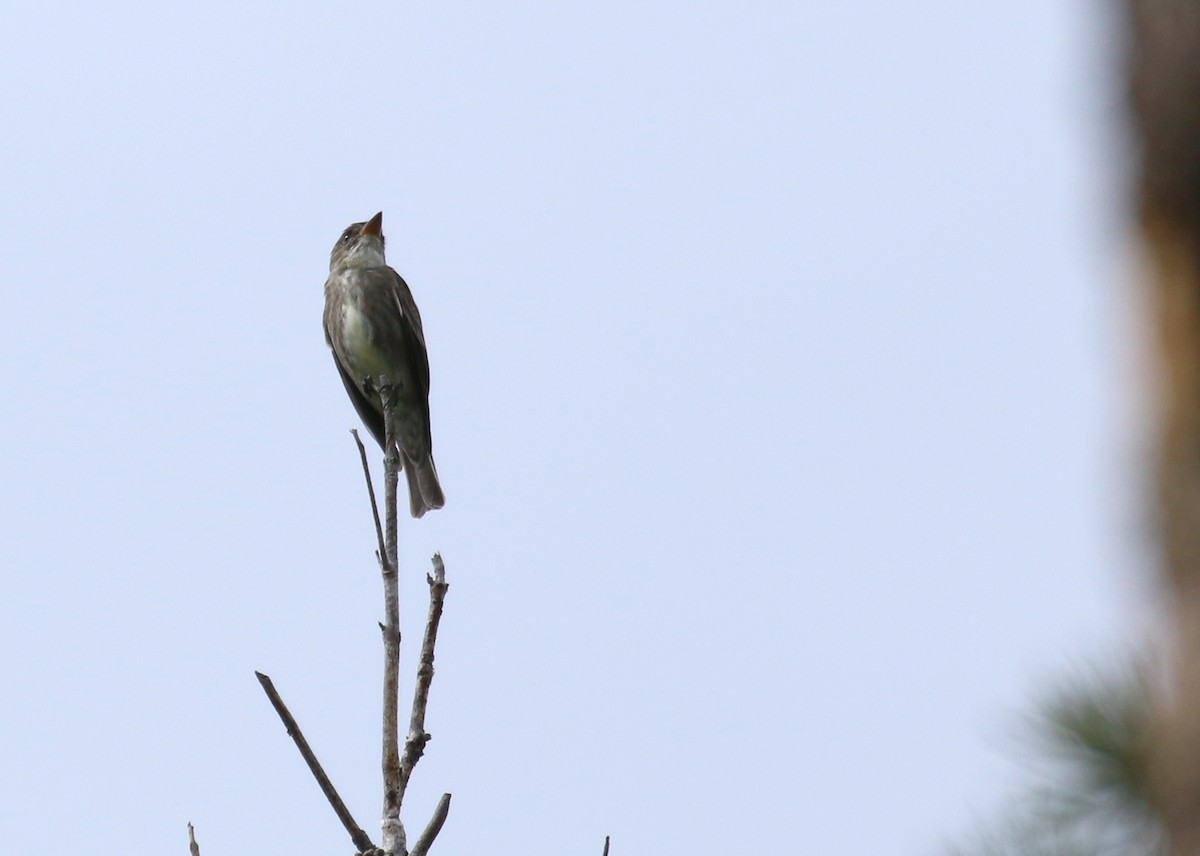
(404, 453), (445, 519)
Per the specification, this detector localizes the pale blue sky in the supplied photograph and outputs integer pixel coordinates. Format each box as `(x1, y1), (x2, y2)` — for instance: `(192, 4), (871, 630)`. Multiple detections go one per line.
(0, 2), (1138, 853)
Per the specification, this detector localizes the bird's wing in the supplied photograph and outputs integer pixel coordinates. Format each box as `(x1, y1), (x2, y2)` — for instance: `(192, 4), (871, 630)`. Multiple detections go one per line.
(384, 271), (434, 456)
(388, 269), (432, 402)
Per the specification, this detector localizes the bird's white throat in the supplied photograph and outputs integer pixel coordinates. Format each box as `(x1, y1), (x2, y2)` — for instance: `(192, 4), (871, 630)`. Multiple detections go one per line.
(341, 238), (387, 269)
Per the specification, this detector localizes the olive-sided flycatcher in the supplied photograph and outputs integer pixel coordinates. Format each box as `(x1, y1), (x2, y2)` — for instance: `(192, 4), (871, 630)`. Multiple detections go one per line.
(323, 211), (445, 518)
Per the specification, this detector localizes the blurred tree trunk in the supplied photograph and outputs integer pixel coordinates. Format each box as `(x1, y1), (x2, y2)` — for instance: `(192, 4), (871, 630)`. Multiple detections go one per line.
(1129, 3), (1200, 854)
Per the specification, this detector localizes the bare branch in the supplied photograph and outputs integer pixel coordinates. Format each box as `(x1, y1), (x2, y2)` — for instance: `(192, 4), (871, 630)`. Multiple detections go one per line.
(1128, 3), (1200, 851)
(352, 428), (386, 562)
(409, 793), (452, 856)
(398, 554), (450, 801)
(378, 378), (404, 855)
(187, 822), (200, 856)
(254, 671), (376, 853)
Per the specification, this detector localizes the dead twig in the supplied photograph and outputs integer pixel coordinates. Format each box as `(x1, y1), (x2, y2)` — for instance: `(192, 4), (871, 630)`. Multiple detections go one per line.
(352, 428), (387, 562)
(398, 554), (449, 801)
(254, 671), (375, 853)
(409, 793), (452, 856)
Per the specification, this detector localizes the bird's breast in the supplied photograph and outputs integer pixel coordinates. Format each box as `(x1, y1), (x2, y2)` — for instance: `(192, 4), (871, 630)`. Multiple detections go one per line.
(333, 273), (392, 381)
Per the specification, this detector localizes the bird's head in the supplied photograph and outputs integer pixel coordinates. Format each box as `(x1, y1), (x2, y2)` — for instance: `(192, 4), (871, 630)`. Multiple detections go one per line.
(329, 211), (387, 269)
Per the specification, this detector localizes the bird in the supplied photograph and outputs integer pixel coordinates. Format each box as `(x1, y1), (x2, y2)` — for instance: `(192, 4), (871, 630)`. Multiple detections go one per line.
(322, 211), (445, 518)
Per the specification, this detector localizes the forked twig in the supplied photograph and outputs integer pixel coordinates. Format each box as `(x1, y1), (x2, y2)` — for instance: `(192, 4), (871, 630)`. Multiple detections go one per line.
(257, 376), (451, 856)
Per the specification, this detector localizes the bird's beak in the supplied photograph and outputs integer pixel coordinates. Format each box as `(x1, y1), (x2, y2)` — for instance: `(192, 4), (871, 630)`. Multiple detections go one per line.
(361, 211), (384, 237)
